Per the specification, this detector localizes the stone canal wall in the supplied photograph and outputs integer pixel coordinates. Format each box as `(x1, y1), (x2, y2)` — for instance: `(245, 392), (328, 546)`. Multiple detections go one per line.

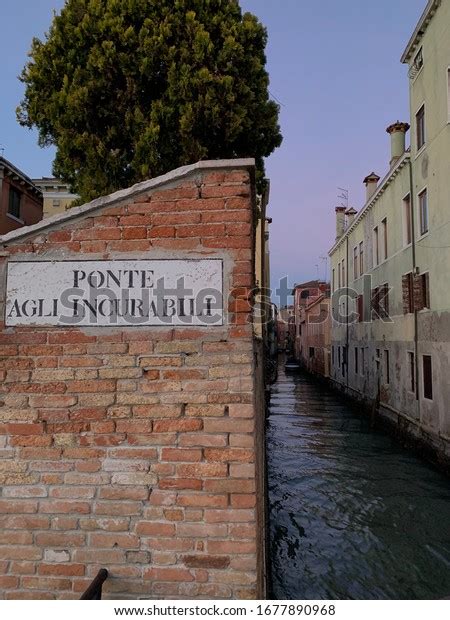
(0, 160), (266, 599)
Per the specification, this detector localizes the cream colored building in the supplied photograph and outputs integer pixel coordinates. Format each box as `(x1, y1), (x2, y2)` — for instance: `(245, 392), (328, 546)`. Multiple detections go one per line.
(329, 0), (450, 468)
(32, 177), (78, 218)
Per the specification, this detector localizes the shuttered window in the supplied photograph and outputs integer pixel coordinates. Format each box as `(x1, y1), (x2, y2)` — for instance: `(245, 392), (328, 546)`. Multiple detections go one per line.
(408, 351), (415, 393)
(416, 105), (425, 150)
(423, 355), (433, 400)
(402, 273), (414, 314)
(357, 294), (364, 322)
(8, 187), (21, 219)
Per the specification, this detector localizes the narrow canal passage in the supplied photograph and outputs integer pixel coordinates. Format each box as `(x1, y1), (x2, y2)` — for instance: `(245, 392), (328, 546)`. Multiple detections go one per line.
(267, 365), (450, 600)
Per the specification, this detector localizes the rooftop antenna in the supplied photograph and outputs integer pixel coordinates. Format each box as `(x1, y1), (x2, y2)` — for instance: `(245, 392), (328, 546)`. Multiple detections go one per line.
(0, 145), (5, 157)
(337, 187), (349, 209)
(320, 255), (328, 282)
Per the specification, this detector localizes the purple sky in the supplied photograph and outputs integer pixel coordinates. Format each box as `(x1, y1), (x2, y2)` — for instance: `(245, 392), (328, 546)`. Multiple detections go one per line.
(0, 0), (426, 297)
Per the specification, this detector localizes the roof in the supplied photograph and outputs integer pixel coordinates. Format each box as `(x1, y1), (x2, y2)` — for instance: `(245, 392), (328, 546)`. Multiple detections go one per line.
(293, 280), (322, 290)
(401, 0), (441, 63)
(0, 158), (255, 246)
(329, 150), (410, 256)
(0, 156), (41, 195)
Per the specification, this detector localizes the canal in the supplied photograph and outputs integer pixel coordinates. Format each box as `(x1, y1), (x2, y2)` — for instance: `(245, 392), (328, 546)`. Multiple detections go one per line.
(267, 365), (450, 600)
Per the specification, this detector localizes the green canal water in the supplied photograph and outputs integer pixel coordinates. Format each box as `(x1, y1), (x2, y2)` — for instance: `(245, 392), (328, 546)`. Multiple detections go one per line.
(267, 367), (450, 600)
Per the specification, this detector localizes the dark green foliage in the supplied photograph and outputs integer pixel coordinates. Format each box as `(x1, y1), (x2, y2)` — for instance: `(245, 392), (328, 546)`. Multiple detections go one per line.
(18, 0), (282, 201)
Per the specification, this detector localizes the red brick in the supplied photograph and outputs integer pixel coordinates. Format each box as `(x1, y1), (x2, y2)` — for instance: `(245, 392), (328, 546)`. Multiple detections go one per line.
(122, 227), (147, 239)
(204, 448), (254, 463)
(39, 501), (91, 515)
(38, 564), (85, 576)
(35, 532), (85, 546)
(159, 479), (202, 491)
(204, 480), (255, 493)
(161, 448), (202, 462)
(151, 186), (198, 201)
(0, 576), (20, 589)
(176, 493), (227, 508)
(144, 567), (194, 582)
(177, 223), (225, 238)
(150, 225), (175, 238)
(21, 576), (72, 591)
(230, 493), (256, 508)
(135, 522), (175, 537)
(179, 433), (227, 448)
(90, 533), (140, 548)
(48, 332), (96, 345)
(153, 212), (200, 225)
(207, 540), (256, 554)
(153, 419), (202, 433)
(176, 463), (227, 478)
(6, 423), (43, 435)
(66, 380), (115, 393)
(119, 214), (152, 227)
(183, 555), (230, 569)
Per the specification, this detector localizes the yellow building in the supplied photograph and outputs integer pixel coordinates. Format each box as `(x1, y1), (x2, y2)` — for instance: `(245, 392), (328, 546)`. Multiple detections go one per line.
(32, 177), (78, 218)
(329, 0), (450, 468)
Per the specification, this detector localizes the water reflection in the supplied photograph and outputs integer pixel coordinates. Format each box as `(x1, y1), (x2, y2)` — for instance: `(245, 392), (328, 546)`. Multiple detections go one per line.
(267, 367), (450, 600)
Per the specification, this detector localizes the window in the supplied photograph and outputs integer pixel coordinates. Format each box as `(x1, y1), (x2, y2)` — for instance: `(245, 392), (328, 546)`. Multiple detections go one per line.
(332, 269), (335, 292)
(361, 348), (365, 376)
(341, 260), (345, 288)
(419, 189), (428, 236)
(414, 48), (423, 73)
(408, 351), (415, 393)
(354, 347), (359, 375)
(402, 272), (414, 314)
(403, 194), (412, 246)
(380, 283), (389, 319)
(338, 347), (341, 368)
(376, 348), (380, 373)
(309, 347), (315, 359)
(373, 226), (379, 266)
(8, 187), (21, 219)
(342, 346), (347, 377)
(423, 355), (433, 400)
(371, 287), (380, 319)
(381, 218), (388, 261)
(384, 350), (390, 385)
(357, 294), (364, 322)
(421, 272), (430, 309)
(353, 246), (358, 280)
(416, 104), (425, 150)
(359, 242), (364, 275)
(338, 264), (341, 289)
(53, 199), (61, 208)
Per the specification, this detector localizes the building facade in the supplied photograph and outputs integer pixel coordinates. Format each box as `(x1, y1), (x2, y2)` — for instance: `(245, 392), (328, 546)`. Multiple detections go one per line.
(277, 305), (294, 351)
(293, 281), (331, 377)
(0, 157), (43, 234)
(32, 177), (78, 218)
(329, 0), (450, 467)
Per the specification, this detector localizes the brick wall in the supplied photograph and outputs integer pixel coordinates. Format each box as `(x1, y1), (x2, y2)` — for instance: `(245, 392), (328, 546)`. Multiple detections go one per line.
(0, 160), (265, 599)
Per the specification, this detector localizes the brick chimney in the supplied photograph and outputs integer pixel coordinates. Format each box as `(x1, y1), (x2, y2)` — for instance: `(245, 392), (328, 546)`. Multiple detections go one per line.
(386, 121), (410, 167)
(335, 206), (346, 240)
(363, 172), (380, 202)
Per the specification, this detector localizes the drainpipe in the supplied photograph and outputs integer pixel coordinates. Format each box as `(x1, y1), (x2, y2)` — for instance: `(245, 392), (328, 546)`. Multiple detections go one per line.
(408, 159), (420, 420)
